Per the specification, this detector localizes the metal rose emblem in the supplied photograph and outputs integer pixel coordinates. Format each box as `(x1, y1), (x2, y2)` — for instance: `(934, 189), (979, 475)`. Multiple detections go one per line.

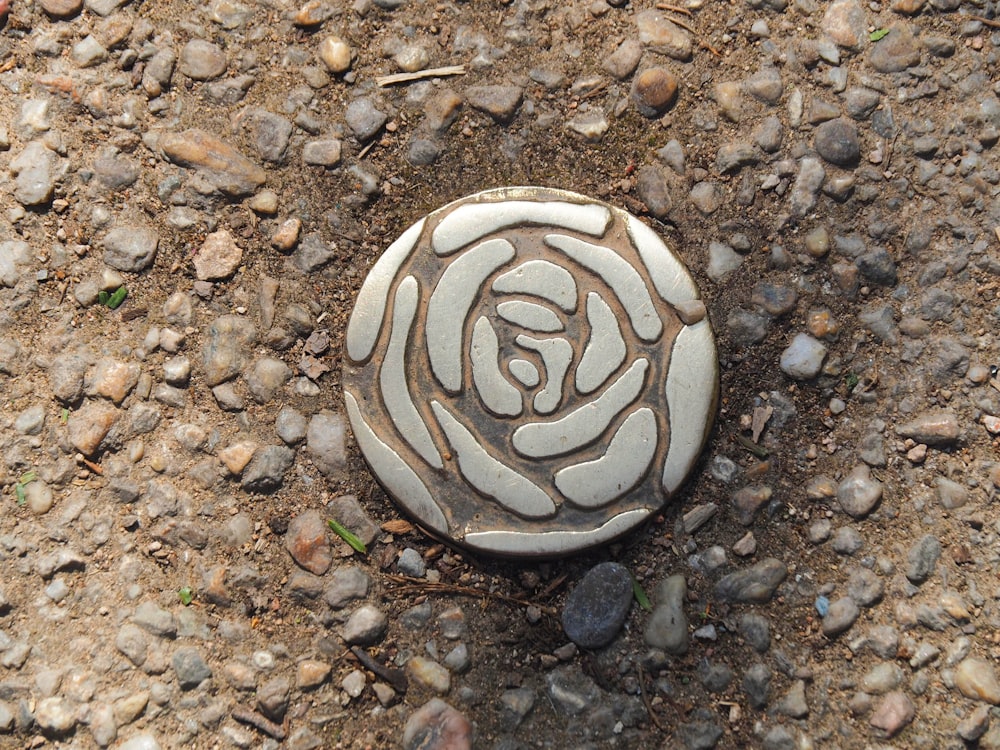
(342, 187), (718, 557)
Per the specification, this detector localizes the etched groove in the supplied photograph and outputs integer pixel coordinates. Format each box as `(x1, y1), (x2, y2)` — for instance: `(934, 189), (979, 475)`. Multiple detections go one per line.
(545, 233), (663, 342)
(471, 316), (523, 417)
(662, 320), (718, 493)
(625, 213), (699, 306)
(512, 358), (649, 458)
(431, 401), (557, 519)
(426, 238), (516, 392)
(493, 260), (578, 312)
(381, 276), (444, 468)
(496, 300), (563, 333)
(344, 391), (449, 534)
(432, 200), (612, 256)
(346, 218), (425, 363)
(508, 358), (540, 387)
(515, 335), (573, 415)
(555, 408), (657, 508)
(464, 509), (652, 556)
(576, 292), (626, 394)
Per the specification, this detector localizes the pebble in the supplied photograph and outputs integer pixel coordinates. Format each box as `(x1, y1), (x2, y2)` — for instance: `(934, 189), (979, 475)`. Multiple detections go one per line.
(714, 558), (787, 604)
(707, 242), (743, 282)
(635, 9), (692, 61)
(72, 35), (108, 67)
(936, 477), (968, 510)
(241, 445), (295, 492)
(296, 660), (331, 691)
(324, 566), (371, 609)
(955, 658), (1000, 704)
(957, 705), (991, 742)
(159, 129), (266, 197)
(244, 109), (292, 163)
(464, 85), (523, 124)
(11, 142), (59, 205)
(173, 647), (212, 690)
(566, 110), (609, 143)
(836, 464), (883, 519)
(743, 663), (772, 709)
(905, 534), (941, 585)
(732, 485), (772, 526)
(407, 656), (451, 694)
(822, 0), (867, 49)
(303, 139), (342, 167)
(869, 25), (922, 73)
(179, 39), (228, 81)
(739, 613), (771, 653)
(814, 118), (861, 167)
(397, 547), (426, 578)
(635, 165), (671, 219)
(40, 0), (82, 16)
(342, 605), (388, 645)
(779, 333), (827, 380)
(790, 157), (826, 217)
(561, 562), (633, 649)
(822, 596), (860, 637)
(631, 67), (678, 117)
(746, 67), (783, 105)
(846, 567), (884, 607)
(401, 699), (472, 750)
(319, 37), (352, 73)
(117, 736), (161, 750)
(202, 315), (256, 386)
(246, 357), (291, 403)
(643, 575), (688, 654)
(307, 412), (346, 476)
(285, 510), (333, 575)
(689, 182), (723, 215)
(194, 229), (242, 281)
(870, 692), (915, 738)
(68, 401), (119, 456)
(895, 411), (960, 445)
(778, 680), (809, 718)
(603, 39), (642, 80)
(257, 676), (290, 721)
(679, 709), (723, 749)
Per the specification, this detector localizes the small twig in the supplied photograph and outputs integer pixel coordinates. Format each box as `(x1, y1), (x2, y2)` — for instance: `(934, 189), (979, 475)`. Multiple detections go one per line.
(232, 706), (286, 740)
(79, 457), (103, 475)
(661, 14), (723, 57)
(736, 433), (770, 459)
(384, 573), (557, 615)
(356, 138), (378, 160)
(376, 65), (466, 87)
(637, 667), (666, 731)
(349, 646), (408, 693)
(968, 15), (1000, 29)
(655, 3), (693, 15)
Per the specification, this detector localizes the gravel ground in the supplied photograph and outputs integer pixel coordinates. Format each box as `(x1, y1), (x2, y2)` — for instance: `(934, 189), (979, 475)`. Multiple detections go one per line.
(1, 0), (1000, 748)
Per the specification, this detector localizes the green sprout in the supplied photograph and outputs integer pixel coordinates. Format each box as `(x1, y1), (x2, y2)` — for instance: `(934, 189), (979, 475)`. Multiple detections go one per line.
(14, 470), (37, 506)
(845, 372), (860, 391)
(328, 519), (367, 554)
(631, 573), (652, 612)
(98, 286), (128, 309)
(178, 587), (194, 606)
(869, 29), (890, 41)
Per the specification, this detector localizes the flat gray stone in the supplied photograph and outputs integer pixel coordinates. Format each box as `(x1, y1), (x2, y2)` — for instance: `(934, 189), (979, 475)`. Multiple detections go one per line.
(561, 562), (633, 649)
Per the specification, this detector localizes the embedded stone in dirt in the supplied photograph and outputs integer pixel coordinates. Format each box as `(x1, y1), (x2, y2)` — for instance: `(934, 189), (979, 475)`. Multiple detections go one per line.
(631, 67), (678, 117)
(714, 558), (787, 604)
(285, 510), (334, 576)
(869, 692), (915, 738)
(464, 85), (523, 124)
(402, 698), (472, 750)
(194, 229), (243, 281)
(102, 225), (159, 272)
(895, 411), (960, 445)
(644, 574), (688, 654)
(836, 464), (883, 518)
(68, 401), (119, 456)
(561, 562), (633, 649)
(159, 129), (266, 196)
(201, 315), (257, 386)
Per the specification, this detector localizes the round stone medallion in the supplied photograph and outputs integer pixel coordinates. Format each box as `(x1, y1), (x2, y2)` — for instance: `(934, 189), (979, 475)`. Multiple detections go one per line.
(342, 187), (718, 557)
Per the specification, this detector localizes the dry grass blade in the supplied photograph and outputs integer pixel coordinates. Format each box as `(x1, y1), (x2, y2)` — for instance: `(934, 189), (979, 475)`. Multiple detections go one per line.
(969, 15), (1000, 29)
(384, 573), (558, 616)
(376, 65), (466, 87)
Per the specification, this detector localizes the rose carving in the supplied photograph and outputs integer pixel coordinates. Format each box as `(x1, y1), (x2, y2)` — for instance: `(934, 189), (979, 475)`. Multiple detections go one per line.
(342, 187), (717, 556)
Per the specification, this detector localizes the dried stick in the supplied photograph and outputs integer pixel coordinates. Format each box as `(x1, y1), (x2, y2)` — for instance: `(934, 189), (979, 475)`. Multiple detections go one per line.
(376, 65), (466, 87)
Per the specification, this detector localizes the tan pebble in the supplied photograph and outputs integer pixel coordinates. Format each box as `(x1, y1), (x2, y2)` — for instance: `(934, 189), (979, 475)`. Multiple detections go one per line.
(906, 444), (927, 464)
(940, 592), (971, 622)
(632, 67), (678, 117)
(39, 0), (82, 17)
(249, 190), (279, 215)
(295, 0), (332, 26)
(955, 658), (1000, 704)
(271, 218), (302, 251)
(806, 308), (840, 340)
(319, 36), (353, 73)
(891, 0), (924, 13)
(219, 440), (258, 475)
(297, 659), (331, 690)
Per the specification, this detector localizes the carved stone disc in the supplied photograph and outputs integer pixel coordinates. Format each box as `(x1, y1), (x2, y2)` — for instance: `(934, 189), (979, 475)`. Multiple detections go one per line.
(342, 187), (718, 557)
